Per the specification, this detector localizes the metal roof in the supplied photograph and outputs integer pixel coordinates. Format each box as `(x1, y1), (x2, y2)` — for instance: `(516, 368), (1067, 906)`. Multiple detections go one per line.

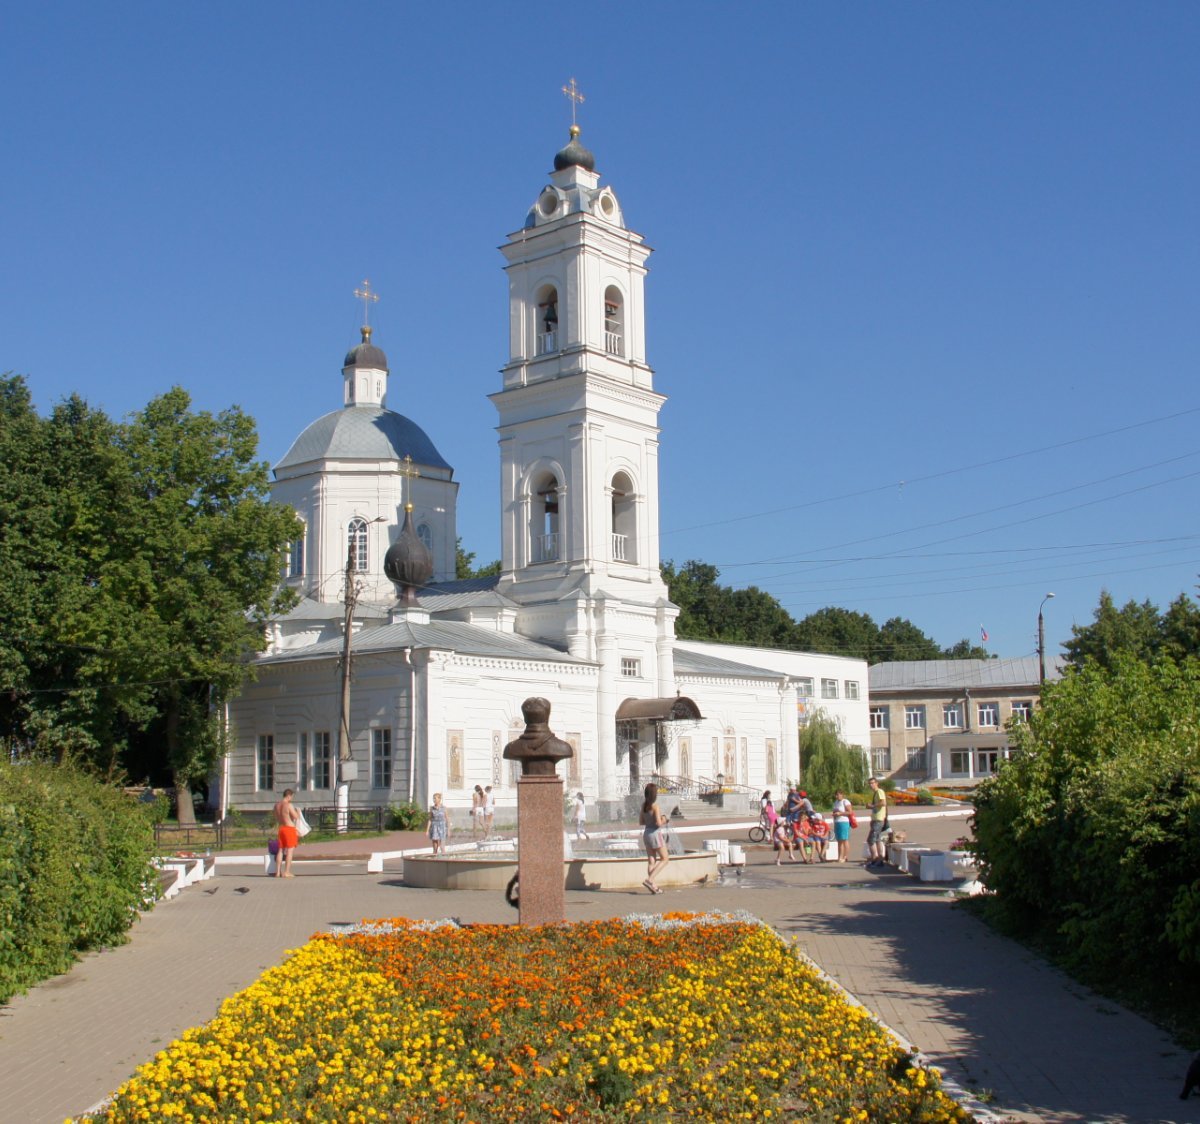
(275, 406), (451, 472)
(257, 617), (588, 667)
(869, 656), (1062, 693)
(673, 647), (784, 680)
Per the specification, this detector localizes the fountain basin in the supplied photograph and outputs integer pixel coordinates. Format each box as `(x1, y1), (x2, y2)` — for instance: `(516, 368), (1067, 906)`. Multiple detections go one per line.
(403, 849), (720, 891)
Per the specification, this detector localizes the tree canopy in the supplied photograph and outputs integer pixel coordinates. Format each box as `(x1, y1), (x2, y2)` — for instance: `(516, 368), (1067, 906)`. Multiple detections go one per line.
(1063, 588), (1200, 671)
(455, 539), (501, 580)
(0, 375), (301, 821)
(661, 559), (992, 663)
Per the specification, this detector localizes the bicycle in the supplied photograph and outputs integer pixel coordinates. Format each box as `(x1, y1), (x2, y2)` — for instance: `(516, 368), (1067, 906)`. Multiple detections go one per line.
(748, 814), (770, 844)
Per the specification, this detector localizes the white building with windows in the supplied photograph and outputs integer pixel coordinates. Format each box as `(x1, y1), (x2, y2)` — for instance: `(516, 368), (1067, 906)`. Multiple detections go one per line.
(223, 127), (868, 819)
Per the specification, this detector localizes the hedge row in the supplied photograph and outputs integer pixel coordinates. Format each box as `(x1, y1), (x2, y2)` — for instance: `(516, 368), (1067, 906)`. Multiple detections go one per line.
(0, 760), (157, 1003)
(972, 655), (1200, 996)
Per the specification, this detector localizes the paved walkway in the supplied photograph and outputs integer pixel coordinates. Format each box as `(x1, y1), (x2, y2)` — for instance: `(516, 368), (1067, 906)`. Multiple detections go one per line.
(0, 811), (1194, 1123)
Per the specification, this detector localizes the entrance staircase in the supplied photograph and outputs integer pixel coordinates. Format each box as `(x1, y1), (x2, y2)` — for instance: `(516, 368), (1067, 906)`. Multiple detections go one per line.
(661, 794), (758, 824)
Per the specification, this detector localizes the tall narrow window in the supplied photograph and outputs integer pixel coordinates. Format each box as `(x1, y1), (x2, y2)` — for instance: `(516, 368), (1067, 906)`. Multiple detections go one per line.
(610, 471), (637, 564)
(348, 517), (369, 572)
(313, 732), (331, 789)
(372, 728), (392, 789)
(529, 471), (561, 563)
(256, 735), (275, 791)
(535, 284), (559, 356)
(603, 286), (624, 356)
(288, 528), (305, 579)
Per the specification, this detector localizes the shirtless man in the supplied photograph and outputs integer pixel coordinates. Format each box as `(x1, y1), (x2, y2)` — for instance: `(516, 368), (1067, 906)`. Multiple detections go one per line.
(273, 789), (301, 878)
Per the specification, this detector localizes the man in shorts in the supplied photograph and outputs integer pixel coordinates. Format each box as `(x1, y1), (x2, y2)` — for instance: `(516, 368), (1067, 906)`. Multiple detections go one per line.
(866, 777), (888, 869)
(273, 789), (301, 878)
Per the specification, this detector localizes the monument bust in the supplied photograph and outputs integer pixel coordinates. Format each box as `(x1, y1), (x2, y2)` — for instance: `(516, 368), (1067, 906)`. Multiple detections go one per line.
(503, 697), (574, 777)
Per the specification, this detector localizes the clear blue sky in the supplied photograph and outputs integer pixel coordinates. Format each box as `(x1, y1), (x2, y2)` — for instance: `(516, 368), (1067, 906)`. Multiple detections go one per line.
(4, 3), (1198, 661)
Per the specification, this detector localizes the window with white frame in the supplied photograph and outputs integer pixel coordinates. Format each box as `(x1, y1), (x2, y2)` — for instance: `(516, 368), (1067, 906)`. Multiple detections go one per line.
(821, 678), (839, 699)
(620, 658), (641, 678)
(256, 735), (274, 790)
(871, 746), (890, 774)
(906, 744), (928, 772)
(288, 530), (305, 579)
(943, 703), (963, 729)
(904, 705), (926, 729)
(844, 680), (860, 700)
(371, 728), (392, 789)
(1011, 700), (1033, 722)
(348, 517), (369, 572)
(978, 702), (1000, 727)
(977, 749), (1001, 774)
(950, 749), (971, 775)
(795, 677), (814, 698)
(869, 706), (888, 730)
(313, 731), (331, 789)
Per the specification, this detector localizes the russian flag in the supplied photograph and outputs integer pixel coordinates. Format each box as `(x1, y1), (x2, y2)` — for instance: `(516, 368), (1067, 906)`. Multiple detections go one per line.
(980, 625), (989, 643)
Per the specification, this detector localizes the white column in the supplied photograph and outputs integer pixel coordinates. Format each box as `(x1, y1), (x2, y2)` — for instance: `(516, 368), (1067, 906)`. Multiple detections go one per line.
(596, 632), (618, 804)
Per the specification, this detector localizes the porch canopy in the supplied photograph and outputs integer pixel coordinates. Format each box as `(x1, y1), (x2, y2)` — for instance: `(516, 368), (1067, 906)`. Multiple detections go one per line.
(616, 696), (703, 722)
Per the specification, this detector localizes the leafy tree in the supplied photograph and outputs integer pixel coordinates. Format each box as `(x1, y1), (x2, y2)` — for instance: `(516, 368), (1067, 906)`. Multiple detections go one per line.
(0, 378), (301, 823)
(455, 539), (501, 579)
(792, 607), (878, 661)
(944, 638), (991, 660)
(876, 617), (943, 662)
(1063, 589), (1200, 671)
(662, 560), (798, 647)
(972, 654), (1200, 1004)
(797, 711), (869, 806)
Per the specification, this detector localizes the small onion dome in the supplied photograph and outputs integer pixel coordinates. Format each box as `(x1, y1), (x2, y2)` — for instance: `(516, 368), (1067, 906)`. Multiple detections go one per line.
(343, 325), (389, 371)
(384, 508), (434, 605)
(553, 124), (595, 172)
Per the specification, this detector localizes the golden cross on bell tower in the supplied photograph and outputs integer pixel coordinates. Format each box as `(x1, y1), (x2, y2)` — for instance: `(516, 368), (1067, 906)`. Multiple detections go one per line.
(353, 279), (379, 327)
(400, 453), (418, 512)
(561, 77), (585, 128)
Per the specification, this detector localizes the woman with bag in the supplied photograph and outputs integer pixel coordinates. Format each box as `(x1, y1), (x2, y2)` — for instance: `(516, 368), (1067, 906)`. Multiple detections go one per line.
(832, 790), (853, 863)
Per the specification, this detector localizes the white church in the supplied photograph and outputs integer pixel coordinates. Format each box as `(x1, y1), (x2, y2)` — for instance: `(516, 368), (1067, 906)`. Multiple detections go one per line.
(223, 125), (868, 821)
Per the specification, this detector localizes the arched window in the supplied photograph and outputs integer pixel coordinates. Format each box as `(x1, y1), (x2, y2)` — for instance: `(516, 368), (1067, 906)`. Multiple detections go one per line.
(535, 283), (559, 356)
(610, 471), (637, 564)
(417, 523), (432, 551)
(603, 286), (624, 356)
(347, 517), (369, 572)
(529, 470), (561, 563)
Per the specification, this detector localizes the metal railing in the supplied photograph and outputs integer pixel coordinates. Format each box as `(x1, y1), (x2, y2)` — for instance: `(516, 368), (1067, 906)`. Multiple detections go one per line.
(154, 805), (388, 851)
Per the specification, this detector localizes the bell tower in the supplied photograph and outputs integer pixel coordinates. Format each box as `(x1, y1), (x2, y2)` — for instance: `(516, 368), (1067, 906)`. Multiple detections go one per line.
(490, 117), (677, 803)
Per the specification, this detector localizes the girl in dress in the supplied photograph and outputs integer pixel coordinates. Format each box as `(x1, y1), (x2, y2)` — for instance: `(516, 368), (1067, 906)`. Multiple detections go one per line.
(471, 784), (485, 837)
(573, 791), (589, 840)
(428, 792), (448, 856)
(772, 816), (798, 865)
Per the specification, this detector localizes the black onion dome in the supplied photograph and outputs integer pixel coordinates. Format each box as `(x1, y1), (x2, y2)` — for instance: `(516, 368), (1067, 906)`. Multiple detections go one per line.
(554, 125), (595, 172)
(384, 508), (434, 605)
(343, 325), (388, 370)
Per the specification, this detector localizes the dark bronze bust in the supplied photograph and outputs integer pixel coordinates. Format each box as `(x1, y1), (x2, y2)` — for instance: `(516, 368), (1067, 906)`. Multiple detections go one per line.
(503, 697), (574, 777)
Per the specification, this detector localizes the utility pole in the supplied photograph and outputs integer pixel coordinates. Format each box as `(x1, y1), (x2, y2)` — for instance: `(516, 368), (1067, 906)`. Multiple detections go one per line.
(1038, 592), (1056, 685)
(334, 538), (361, 831)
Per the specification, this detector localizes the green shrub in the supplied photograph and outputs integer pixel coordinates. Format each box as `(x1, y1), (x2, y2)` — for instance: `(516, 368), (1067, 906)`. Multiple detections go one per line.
(386, 800), (428, 831)
(0, 760), (157, 1003)
(915, 788), (935, 805)
(973, 655), (1200, 996)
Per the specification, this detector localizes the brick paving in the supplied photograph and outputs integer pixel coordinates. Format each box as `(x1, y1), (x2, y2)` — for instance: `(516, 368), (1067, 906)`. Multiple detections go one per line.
(0, 810), (1193, 1124)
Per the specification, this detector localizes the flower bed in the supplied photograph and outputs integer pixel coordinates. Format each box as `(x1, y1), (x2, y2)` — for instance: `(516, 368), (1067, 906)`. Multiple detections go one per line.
(82, 912), (969, 1122)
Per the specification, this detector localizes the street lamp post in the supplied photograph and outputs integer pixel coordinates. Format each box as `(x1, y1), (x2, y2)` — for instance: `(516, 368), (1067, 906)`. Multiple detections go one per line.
(1038, 592), (1056, 685)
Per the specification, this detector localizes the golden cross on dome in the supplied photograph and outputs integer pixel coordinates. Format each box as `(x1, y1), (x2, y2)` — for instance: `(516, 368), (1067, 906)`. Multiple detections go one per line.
(561, 78), (585, 127)
(353, 279), (379, 327)
(400, 454), (418, 511)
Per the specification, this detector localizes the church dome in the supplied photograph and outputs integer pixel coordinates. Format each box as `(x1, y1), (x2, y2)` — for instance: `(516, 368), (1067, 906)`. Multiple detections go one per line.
(275, 406), (452, 472)
(384, 507), (435, 604)
(554, 126), (595, 172)
(343, 326), (388, 370)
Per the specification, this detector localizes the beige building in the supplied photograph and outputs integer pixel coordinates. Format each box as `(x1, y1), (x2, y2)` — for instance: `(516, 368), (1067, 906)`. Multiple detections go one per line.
(866, 657), (1062, 787)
